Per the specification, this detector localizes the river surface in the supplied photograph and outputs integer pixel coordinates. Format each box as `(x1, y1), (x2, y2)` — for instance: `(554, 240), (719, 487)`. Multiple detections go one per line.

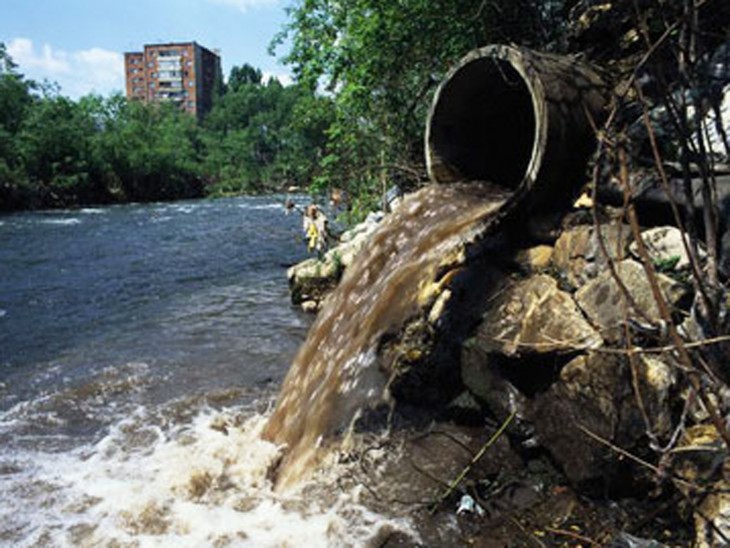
(0, 197), (406, 546)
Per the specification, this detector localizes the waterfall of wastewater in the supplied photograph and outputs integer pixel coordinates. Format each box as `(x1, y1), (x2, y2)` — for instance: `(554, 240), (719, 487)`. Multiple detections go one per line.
(263, 182), (513, 487)
(264, 44), (606, 488)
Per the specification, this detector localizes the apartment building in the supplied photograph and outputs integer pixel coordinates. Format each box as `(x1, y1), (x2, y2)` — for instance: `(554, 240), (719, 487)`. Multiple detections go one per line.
(124, 42), (221, 119)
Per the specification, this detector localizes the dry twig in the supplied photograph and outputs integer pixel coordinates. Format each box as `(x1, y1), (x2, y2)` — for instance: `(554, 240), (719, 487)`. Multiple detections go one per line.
(430, 411), (516, 513)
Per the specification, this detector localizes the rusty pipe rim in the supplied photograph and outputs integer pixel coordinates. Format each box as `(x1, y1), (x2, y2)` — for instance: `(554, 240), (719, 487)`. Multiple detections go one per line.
(425, 44), (547, 191)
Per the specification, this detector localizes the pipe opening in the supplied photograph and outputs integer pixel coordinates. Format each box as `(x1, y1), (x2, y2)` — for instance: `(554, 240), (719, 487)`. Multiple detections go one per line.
(429, 58), (536, 189)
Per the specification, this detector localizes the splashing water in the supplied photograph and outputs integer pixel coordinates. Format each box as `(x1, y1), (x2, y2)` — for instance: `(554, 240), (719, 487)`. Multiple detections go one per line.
(1, 404), (410, 547)
(264, 182), (513, 487)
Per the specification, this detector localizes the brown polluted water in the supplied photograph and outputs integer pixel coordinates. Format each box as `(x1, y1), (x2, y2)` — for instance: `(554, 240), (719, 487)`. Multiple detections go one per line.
(263, 182), (514, 488)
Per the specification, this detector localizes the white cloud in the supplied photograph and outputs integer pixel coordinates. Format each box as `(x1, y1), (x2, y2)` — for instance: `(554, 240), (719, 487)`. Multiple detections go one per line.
(208, 0), (278, 13)
(73, 48), (125, 92)
(6, 38), (124, 99)
(7, 38), (70, 74)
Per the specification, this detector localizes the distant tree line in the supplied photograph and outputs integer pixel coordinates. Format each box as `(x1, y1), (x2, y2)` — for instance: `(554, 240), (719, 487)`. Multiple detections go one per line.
(5, 1), (725, 214)
(0, 43), (334, 212)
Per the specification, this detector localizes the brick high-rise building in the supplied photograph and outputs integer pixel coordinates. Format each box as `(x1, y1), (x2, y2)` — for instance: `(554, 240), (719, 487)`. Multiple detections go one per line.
(124, 42), (221, 119)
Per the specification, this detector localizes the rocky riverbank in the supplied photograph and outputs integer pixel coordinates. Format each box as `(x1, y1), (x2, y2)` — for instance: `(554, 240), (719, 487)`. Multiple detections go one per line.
(286, 189), (730, 545)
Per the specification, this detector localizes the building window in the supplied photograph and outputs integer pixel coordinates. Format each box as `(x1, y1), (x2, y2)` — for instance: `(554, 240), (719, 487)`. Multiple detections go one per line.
(187, 101), (194, 108)
(147, 62), (154, 68)
(188, 81), (194, 87)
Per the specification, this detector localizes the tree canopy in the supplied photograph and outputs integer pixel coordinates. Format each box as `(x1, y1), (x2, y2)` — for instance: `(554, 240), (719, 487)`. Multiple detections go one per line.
(0, 50), (333, 211)
(270, 0), (569, 209)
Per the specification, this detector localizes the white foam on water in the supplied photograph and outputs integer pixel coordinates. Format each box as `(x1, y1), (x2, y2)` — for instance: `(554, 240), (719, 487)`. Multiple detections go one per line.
(0, 309), (6, 318)
(79, 208), (106, 215)
(171, 205), (196, 214)
(38, 218), (81, 226)
(0, 406), (411, 547)
(237, 203), (283, 211)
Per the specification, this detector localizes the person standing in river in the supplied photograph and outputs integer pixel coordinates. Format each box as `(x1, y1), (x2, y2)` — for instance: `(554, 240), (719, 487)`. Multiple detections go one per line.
(303, 204), (329, 257)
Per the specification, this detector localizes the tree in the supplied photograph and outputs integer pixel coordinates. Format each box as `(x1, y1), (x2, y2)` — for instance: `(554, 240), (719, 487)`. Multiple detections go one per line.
(228, 63), (263, 92)
(0, 43), (36, 209)
(0, 45), (332, 211)
(92, 97), (204, 202)
(15, 92), (98, 206)
(271, 0), (569, 204)
(203, 75), (334, 195)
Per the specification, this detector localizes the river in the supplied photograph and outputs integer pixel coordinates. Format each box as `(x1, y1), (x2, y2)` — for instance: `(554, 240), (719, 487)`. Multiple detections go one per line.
(0, 197), (407, 546)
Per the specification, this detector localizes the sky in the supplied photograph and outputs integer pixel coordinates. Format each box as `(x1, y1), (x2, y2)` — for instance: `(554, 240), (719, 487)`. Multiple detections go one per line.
(1, 0), (294, 99)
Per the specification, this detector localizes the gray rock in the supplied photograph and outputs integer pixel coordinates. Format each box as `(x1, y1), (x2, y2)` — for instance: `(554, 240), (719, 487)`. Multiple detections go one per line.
(461, 339), (532, 437)
(575, 259), (689, 340)
(628, 226), (705, 270)
(532, 352), (625, 484)
(473, 274), (603, 356)
(287, 256), (343, 307)
(533, 351), (676, 485)
(552, 224), (632, 288)
(635, 355), (676, 438)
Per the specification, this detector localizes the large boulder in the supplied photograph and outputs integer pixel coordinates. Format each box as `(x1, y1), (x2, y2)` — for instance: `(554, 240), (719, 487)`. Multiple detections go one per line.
(552, 223), (632, 288)
(575, 259), (689, 341)
(532, 351), (676, 486)
(471, 274), (603, 357)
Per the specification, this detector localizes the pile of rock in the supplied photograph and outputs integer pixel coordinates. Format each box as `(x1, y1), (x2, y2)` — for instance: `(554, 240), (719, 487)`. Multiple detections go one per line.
(443, 213), (727, 545)
(285, 195), (730, 543)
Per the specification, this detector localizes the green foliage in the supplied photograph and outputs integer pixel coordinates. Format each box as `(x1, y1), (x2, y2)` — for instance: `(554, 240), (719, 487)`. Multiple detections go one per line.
(0, 4), (573, 213)
(272, 0), (568, 204)
(227, 63), (263, 91)
(203, 71), (334, 196)
(91, 97), (204, 202)
(653, 255), (681, 273)
(0, 45), (332, 211)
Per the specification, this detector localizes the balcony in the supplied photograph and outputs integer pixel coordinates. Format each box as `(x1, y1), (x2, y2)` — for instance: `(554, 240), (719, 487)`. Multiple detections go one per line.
(157, 71), (183, 82)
